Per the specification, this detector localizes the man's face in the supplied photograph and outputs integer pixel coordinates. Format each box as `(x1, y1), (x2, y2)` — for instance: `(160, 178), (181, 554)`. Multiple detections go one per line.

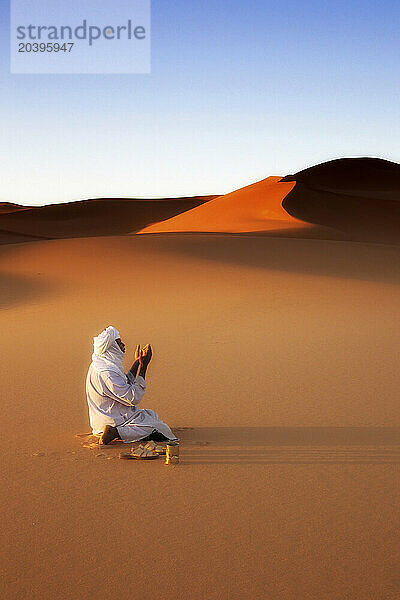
(116, 338), (126, 353)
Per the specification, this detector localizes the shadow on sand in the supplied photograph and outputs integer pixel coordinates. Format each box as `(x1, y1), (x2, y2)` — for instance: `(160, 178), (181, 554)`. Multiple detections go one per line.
(176, 427), (400, 465)
(136, 233), (400, 286)
(0, 271), (55, 309)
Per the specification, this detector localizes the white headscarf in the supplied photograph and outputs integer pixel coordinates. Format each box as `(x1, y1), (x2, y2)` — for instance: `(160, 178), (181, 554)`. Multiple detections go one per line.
(91, 325), (124, 375)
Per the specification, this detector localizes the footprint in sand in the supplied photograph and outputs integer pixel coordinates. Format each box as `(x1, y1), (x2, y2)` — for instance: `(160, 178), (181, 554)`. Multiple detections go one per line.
(76, 432), (100, 445)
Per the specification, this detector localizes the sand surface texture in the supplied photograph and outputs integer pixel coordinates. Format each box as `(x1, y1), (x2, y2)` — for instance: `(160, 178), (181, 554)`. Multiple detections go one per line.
(1, 226), (399, 599)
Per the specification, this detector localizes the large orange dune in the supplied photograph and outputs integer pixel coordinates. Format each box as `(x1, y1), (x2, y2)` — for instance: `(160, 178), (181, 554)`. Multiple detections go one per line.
(138, 176), (309, 234)
(139, 158), (400, 244)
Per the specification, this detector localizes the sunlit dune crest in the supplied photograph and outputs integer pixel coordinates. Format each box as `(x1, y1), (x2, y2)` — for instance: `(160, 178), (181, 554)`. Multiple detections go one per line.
(138, 177), (308, 234)
(138, 158), (400, 244)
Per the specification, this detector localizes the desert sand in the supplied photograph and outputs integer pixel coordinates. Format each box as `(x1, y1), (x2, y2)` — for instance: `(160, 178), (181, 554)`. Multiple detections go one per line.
(1, 158), (399, 599)
(0, 195), (216, 245)
(1, 232), (399, 600)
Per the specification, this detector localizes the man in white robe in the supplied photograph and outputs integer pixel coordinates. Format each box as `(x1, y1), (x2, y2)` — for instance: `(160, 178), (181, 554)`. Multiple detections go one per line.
(86, 326), (177, 445)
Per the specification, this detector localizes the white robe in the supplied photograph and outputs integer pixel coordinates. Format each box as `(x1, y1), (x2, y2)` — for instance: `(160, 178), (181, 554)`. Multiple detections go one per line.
(86, 364), (177, 442)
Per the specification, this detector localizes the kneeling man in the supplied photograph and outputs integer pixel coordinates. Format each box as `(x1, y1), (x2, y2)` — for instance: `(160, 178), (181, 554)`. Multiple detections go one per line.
(86, 326), (177, 446)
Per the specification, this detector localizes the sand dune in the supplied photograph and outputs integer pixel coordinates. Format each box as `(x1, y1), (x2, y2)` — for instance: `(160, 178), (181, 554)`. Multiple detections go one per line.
(0, 229), (45, 244)
(0, 201), (28, 213)
(2, 158), (398, 246)
(139, 158), (400, 244)
(1, 157), (400, 599)
(281, 157), (400, 197)
(138, 176), (310, 234)
(0, 195), (216, 244)
(0, 233), (399, 599)
(282, 158), (400, 244)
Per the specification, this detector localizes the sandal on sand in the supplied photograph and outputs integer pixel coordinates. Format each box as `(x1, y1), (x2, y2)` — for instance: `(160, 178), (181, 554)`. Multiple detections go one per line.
(119, 444), (159, 460)
(144, 441), (166, 455)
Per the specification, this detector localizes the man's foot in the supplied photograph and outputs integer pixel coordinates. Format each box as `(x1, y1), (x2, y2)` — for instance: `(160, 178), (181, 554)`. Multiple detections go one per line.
(140, 429), (170, 442)
(99, 425), (120, 446)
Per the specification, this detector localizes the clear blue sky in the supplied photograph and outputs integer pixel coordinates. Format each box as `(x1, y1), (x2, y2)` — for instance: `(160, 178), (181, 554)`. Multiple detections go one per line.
(1, 0), (399, 205)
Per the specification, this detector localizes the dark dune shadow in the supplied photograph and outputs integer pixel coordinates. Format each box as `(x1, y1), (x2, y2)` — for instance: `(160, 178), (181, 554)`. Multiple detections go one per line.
(177, 427), (400, 465)
(281, 158), (400, 245)
(0, 195), (217, 245)
(0, 228), (46, 245)
(280, 157), (400, 196)
(0, 271), (55, 309)
(135, 233), (400, 286)
(282, 184), (400, 245)
(0, 202), (28, 213)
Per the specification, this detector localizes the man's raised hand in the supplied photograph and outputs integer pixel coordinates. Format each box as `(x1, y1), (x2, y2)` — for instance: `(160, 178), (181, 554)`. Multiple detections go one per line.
(134, 344), (141, 362)
(141, 344), (153, 366)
